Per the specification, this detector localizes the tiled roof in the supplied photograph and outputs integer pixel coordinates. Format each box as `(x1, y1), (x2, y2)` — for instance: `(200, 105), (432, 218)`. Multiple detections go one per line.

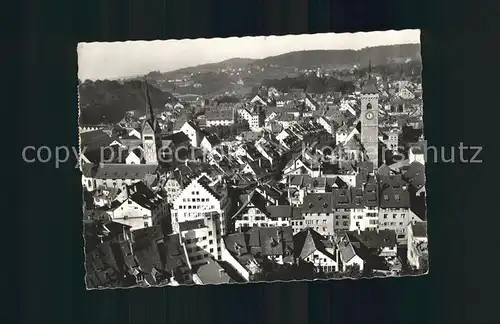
(378, 175), (411, 208)
(196, 259), (232, 284)
(293, 228), (334, 260)
(346, 230), (397, 250)
(164, 131), (191, 146)
(267, 205), (293, 219)
(224, 233), (249, 256)
(303, 193), (334, 214)
(403, 161), (425, 191)
(90, 164), (158, 180)
(332, 189), (353, 209)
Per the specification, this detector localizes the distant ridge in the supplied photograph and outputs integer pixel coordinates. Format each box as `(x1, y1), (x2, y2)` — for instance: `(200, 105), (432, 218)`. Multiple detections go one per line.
(161, 43), (420, 76)
(249, 43), (421, 69)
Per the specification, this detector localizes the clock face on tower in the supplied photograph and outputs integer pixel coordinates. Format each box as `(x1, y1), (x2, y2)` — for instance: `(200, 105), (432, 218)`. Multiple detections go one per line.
(365, 111), (374, 120)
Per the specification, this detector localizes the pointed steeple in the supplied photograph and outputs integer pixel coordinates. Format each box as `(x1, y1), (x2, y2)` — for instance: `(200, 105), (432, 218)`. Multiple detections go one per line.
(362, 59), (378, 95)
(368, 58), (372, 79)
(144, 79), (155, 127)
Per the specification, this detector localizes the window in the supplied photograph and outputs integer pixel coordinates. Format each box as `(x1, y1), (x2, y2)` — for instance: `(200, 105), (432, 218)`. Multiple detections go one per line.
(210, 248), (214, 253)
(366, 103), (372, 110)
(144, 222), (149, 227)
(208, 231), (212, 236)
(393, 214), (397, 218)
(209, 240), (213, 244)
(383, 214), (388, 218)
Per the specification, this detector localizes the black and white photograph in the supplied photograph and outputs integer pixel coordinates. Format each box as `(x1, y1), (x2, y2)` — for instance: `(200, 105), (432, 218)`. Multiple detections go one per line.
(78, 29), (428, 289)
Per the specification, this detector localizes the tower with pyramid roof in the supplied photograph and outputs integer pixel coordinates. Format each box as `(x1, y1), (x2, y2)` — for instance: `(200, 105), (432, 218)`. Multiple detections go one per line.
(360, 60), (380, 167)
(141, 80), (161, 165)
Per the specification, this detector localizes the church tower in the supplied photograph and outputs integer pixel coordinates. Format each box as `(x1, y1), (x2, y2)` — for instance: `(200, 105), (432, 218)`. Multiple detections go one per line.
(141, 80), (161, 165)
(360, 61), (379, 167)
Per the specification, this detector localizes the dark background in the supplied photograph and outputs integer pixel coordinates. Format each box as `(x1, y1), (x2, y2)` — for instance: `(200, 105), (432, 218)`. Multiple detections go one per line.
(15, 0), (497, 323)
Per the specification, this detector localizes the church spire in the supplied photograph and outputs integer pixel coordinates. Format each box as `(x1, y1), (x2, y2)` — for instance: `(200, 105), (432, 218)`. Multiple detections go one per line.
(368, 58), (372, 79)
(144, 79), (154, 125)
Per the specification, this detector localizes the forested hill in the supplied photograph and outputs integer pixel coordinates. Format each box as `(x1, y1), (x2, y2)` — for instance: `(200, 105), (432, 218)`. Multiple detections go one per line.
(250, 43), (421, 69)
(78, 80), (173, 125)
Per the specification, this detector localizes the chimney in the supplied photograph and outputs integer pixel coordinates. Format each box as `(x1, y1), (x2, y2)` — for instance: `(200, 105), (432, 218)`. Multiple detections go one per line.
(219, 268), (225, 278)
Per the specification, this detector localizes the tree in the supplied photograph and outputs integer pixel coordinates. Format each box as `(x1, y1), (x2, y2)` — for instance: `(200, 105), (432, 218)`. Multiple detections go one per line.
(345, 264), (362, 279)
(184, 104), (196, 121)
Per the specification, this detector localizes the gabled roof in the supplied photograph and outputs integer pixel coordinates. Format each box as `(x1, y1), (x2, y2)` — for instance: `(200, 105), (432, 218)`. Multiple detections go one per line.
(89, 164), (158, 180)
(303, 193), (334, 214)
(232, 190), (271, 220)
(293, 228), (335, 260)
(346, 230), (397, 250)
(127, 182), (162, 210)
(182, 120), (202, 133)
(203, 134), (221, 147)
(344, 135), (362, 150)
(164, 131), (191, 145)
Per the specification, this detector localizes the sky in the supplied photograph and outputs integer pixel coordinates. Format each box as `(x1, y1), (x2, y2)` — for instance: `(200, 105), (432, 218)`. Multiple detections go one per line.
(78, 29), (420, 81)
